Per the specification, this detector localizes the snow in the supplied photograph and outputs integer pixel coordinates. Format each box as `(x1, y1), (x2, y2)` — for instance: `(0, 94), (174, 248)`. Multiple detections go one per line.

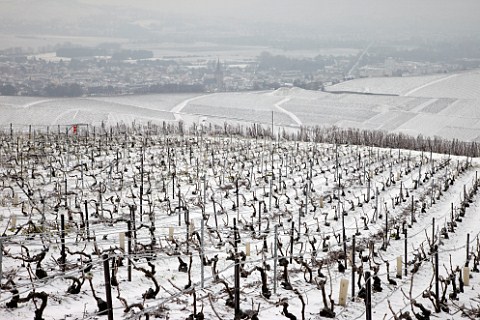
(1, 70), (480, 319)
(326, 74), (449, 96)
(407, 70), (480, 99)
(2, 71), (480, 141)
(0, 131), (479, 320)
(326, 70), (480, 99)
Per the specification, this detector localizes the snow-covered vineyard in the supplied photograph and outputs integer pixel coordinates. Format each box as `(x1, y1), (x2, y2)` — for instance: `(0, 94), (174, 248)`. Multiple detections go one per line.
(2, 69), (480, 143)
(1, 122), (480, 320)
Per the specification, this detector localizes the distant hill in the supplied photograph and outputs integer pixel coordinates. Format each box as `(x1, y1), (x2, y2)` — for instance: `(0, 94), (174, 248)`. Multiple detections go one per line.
(325, 70), (480, 99)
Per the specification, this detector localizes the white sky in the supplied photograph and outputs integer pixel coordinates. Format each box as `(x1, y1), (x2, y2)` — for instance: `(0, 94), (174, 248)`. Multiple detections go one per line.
(80, 0), (480, 37)
(96, 0), (479, 23)
(1, 0), (479, 38)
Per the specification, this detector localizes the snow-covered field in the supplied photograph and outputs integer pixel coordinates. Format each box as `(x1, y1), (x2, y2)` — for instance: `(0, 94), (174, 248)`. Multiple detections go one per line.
(2, 69), (480, 142)
(326, 70), (480, 100)
(326, 74), (450, 96)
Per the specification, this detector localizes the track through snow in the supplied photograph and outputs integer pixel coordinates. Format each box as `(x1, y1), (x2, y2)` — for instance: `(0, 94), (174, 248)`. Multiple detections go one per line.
(21, 98), (55, 109)
(274, 97), (303, 126)
(404, 74), (458, 97)
(170, 94), (212, 121)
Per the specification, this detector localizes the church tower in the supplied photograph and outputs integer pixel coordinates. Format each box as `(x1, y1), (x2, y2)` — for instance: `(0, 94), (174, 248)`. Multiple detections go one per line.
(214, 58), (224, 91)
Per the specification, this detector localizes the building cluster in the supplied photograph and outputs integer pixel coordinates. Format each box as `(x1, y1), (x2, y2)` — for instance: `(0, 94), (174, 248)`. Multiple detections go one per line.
(0, 47), (354, 96)
(357, 57), (463, 78)
(0, 51), (468, 97)
(0, 55), (222, 96)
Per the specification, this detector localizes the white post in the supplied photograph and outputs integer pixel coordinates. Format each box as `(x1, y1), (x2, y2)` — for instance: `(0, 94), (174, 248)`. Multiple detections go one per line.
(338, 278), (349, 306)
(13, 194), (19, 207)
(463, 267), (470, 286)
(119, 232), (125, 251)
(190, 219), (195, 234)
(396, 256), (402, 278)
(11, 215), (17, 229)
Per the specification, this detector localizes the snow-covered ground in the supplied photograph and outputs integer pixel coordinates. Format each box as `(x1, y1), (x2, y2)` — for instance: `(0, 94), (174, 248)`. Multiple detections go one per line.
(326, 74), (450, 96)
(0, 128), (479, 320)
(1, 70), (480, 320)
(326, 70), (480, 100)
(2, 69), (480, 142)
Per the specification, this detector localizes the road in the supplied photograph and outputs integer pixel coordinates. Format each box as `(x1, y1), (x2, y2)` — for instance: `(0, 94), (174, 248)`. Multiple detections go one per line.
(347, 41), (374, 77)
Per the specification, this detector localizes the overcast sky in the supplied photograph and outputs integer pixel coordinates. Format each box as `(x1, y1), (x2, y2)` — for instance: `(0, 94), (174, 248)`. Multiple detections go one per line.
(1, 0), (480, 39)
(91, 0), (480, 27)
(101, 0), (480, 39)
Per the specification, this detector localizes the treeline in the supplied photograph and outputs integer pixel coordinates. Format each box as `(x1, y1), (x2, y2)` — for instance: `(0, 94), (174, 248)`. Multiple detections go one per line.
(111, 50), (153, 60)
(368, 40), (480, 65)
(258, 51), (329, 72)
(0, 84), (17, 96)
(56, 47), (108, 58)
(296, 126), (480, 158)
(44, 83), (84, 97)
(56, 47), (153, 60)
(201, 122), (479, 158)
(1, 82), (205, 97)
(147, 83), (204, 93)
(95, 83), (205, 95)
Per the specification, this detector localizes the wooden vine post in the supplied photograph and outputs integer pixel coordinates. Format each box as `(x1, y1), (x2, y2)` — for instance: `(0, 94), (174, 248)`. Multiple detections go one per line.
(365, 271), (372, 320)
(60, 213), (66, 272)
(384, 202), (388, 250)
(432, 217), (435, 248)
(274, 225), (278, 294)
(102, 254), (114, 320)
(64, 178), (68, 207)
(84, 200), (90, 241)
(290, 221), (295, 264)
(236, 177), (240, 221)
(466, 233), (470, 266)
(185, 208), (190, 254)
(140, 147), (144, 222)
(434, 245), (440, 313)
(258, 201), (262, 232)
(404, 229), (408, 276)
(342, 197), (347, 267)
(411, 195), (415, 224)
(127, 221), (132, 282)
(366, 172), (371, 202)
(234, 218), (241, 318)
(351, 235), (356, 300)
(305, 169), (309, 223)
(269, 176), (273, 212)
(0, 237), (3, 289)
(201, 176), (206, 288)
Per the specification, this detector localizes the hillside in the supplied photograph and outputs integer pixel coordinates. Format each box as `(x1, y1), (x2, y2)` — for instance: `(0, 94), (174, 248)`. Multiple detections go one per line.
(1, 124), (479, 320)
(2, 71), (480, 142)
(1, 71), (480, 320)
